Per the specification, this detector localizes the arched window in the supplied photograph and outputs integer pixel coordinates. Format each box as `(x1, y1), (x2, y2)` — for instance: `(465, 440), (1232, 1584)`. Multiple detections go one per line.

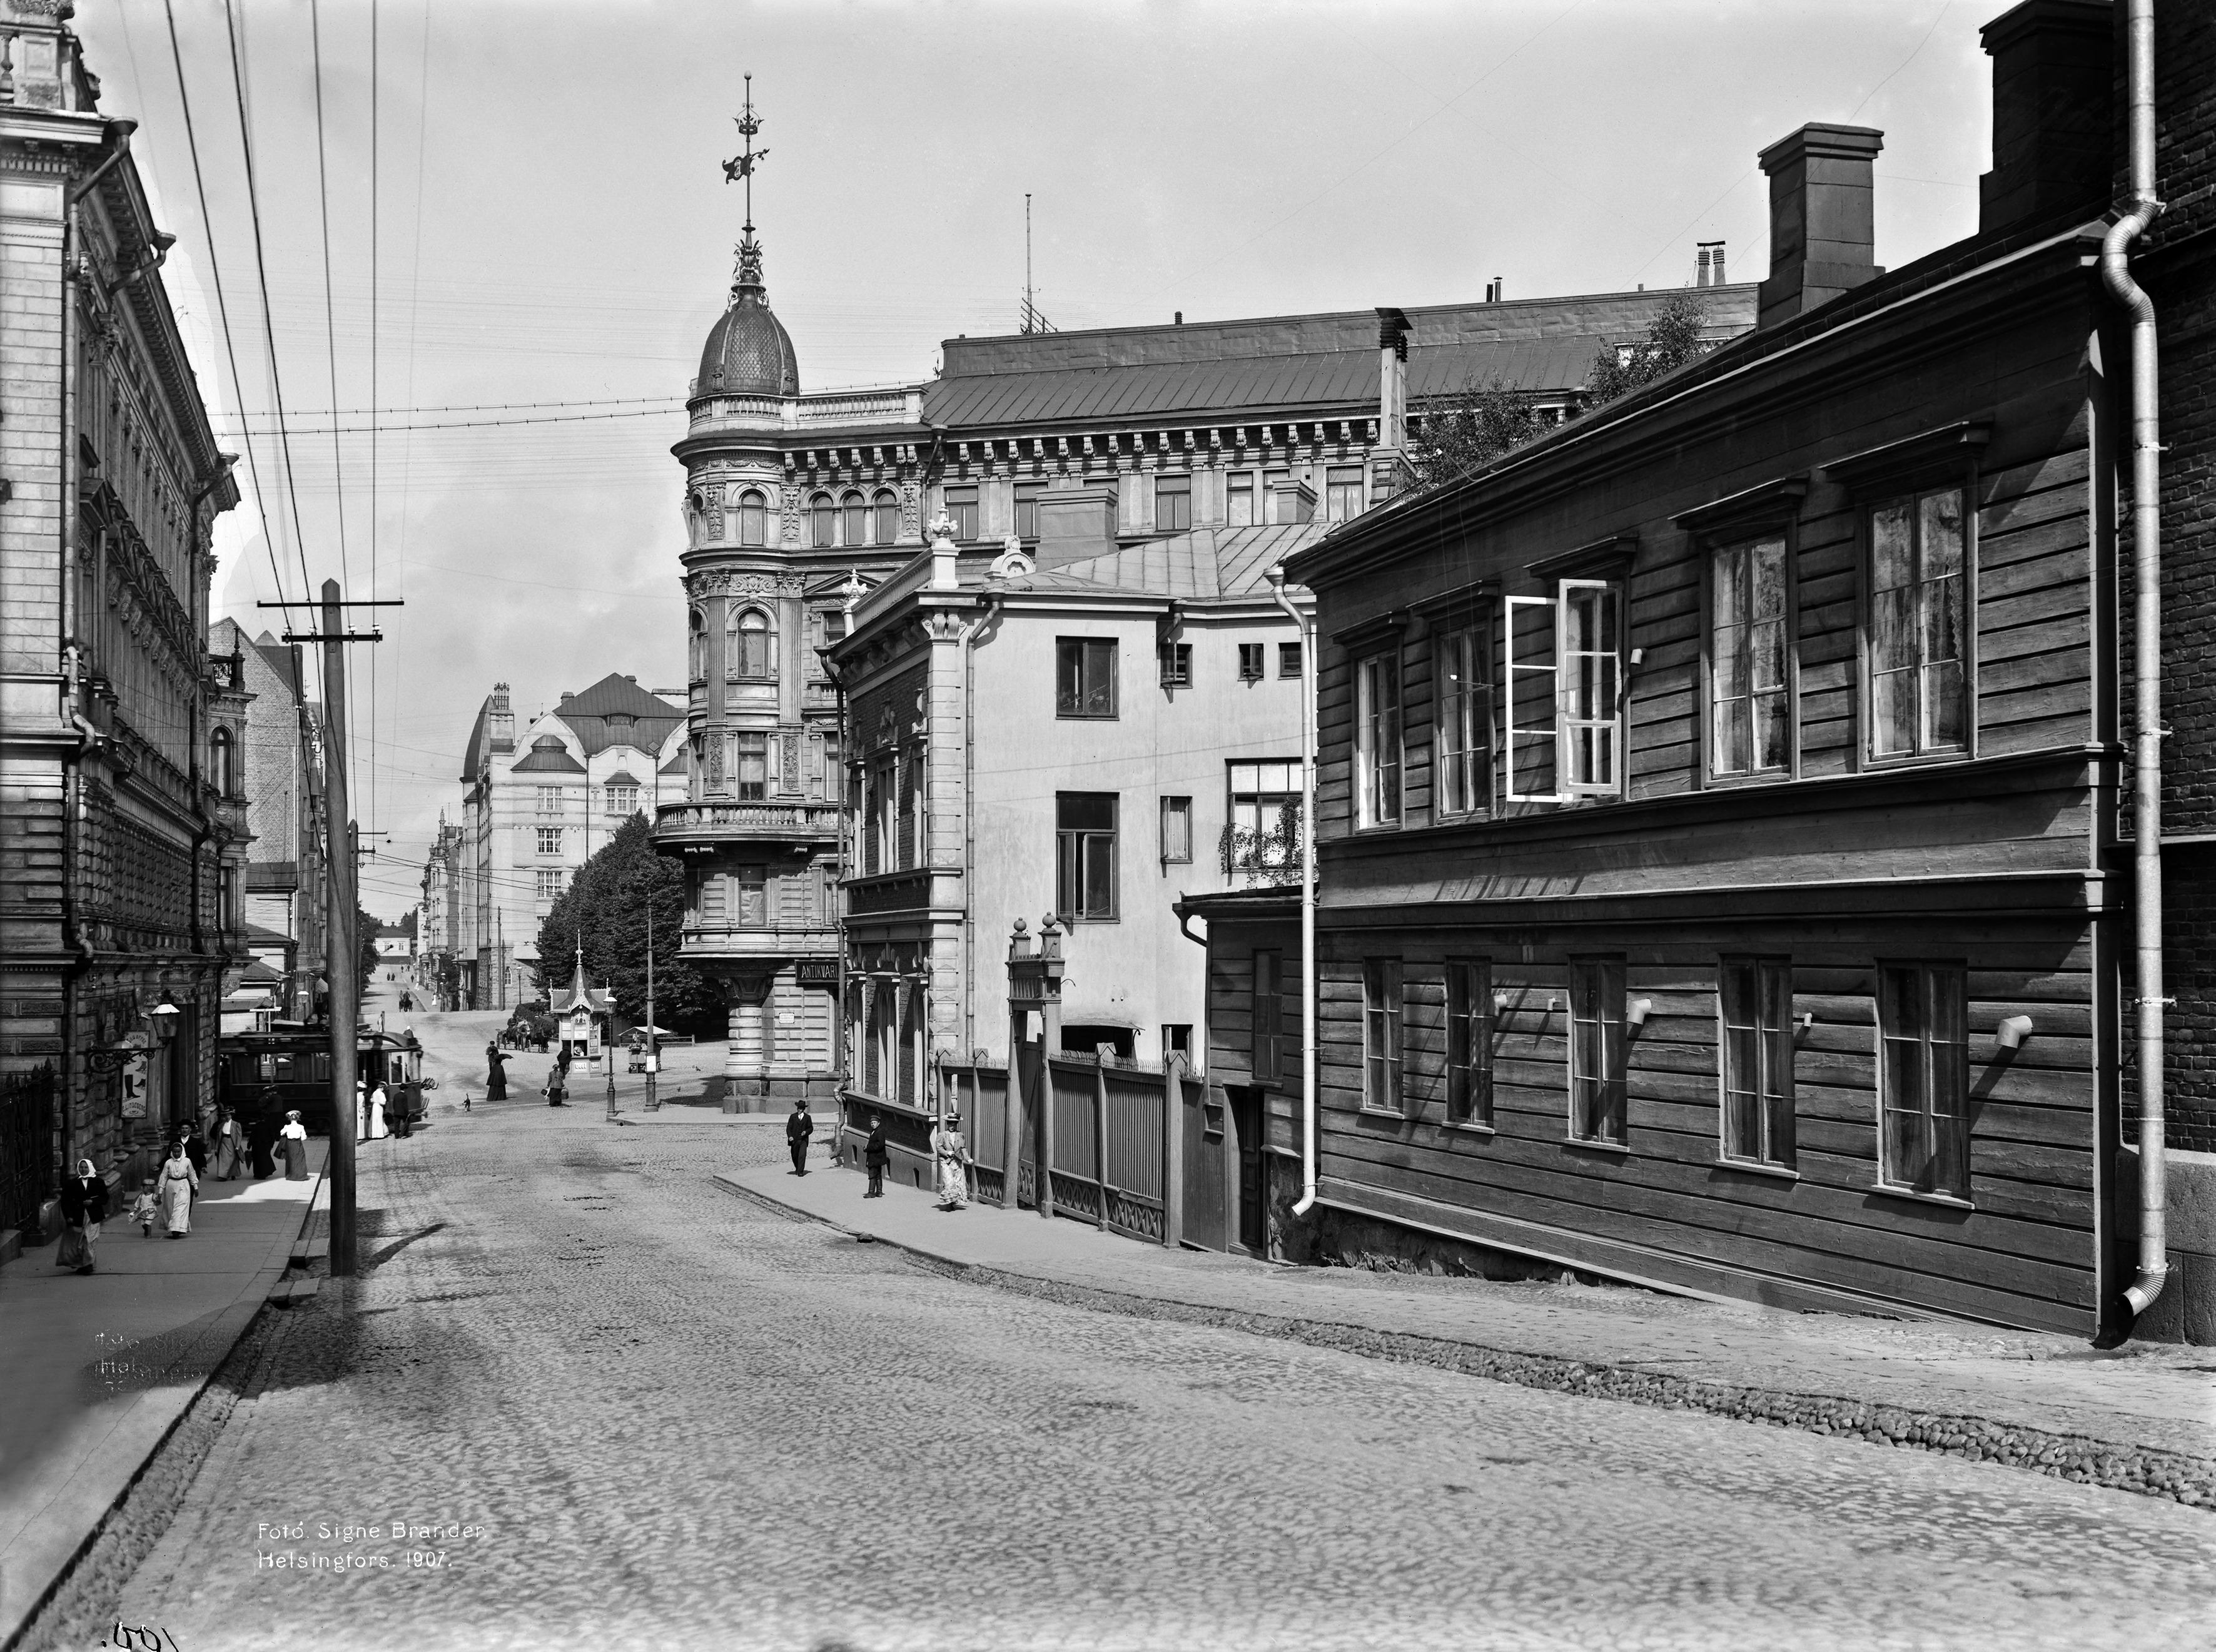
(209, 728), (235, 798)
(841, 490), (867, 547)
(729, 607), (774, 679)
(873, 489), (900, 547)
(737, 489), (767, 547)
(687, 609), (706, 681)
(810, 493), (835, 548)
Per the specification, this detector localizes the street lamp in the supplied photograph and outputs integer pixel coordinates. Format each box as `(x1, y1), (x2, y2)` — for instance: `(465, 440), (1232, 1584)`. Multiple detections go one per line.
(148, 998), (182, 1039)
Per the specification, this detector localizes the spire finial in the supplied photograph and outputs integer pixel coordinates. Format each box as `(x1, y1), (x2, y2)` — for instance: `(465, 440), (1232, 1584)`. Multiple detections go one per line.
(722, 74), (770, 298)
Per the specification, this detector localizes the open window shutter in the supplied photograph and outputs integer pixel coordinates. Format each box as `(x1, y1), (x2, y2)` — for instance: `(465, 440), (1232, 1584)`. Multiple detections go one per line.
(1558, 579), (1622, 796)
(1504, 594), (1561, 802)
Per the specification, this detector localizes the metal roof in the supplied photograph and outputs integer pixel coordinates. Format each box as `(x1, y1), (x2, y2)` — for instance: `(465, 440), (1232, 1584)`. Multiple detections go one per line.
(1050, 520), (1334, 600)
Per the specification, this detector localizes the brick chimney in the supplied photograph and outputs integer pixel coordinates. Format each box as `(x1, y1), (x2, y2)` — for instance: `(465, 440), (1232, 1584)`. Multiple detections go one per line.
(1033, 485), (1119, 570)
(1756, 123), (1885, 330)
(1976, 0), (2113, 236)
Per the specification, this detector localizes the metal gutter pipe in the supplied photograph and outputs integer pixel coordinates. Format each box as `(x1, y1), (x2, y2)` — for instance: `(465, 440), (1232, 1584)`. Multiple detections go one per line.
(2102, 0), (2168, 1321)
(1266, 564), (1318, 1217)
(956, 590), (999, 1060)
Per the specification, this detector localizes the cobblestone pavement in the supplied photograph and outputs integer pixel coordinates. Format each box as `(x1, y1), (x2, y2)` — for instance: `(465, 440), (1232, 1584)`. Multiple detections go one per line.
(97, 1105), (2215, 1652)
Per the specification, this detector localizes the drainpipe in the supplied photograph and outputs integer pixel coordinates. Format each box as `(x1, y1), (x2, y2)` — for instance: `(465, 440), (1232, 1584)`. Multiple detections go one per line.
(2102, 0), (2168, 1321)
(954, 591), (1000, 1059)
(1265, 564), (1317, 1216)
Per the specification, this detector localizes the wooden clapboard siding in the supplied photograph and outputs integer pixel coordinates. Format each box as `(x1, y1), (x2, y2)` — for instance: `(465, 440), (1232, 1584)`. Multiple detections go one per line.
(1309, 903), (2103, 1330)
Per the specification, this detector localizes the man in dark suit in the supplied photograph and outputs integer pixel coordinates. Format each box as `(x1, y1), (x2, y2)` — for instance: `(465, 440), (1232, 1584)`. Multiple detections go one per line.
(864, 1113), (888, 1197)
(786, 1098), (814, 1176)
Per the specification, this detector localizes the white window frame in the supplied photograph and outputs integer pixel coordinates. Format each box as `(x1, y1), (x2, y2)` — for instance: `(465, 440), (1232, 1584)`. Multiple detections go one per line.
(1503, 580), (1624, 803)
(1355, 652), (1402, 828)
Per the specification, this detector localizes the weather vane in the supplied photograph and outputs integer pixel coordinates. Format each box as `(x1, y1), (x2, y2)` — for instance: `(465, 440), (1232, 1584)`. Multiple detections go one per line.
(723, 74), (769, 291)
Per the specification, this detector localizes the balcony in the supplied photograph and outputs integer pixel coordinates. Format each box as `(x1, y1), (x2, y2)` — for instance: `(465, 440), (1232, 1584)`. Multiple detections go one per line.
(679, 924), (841, 966)
(654, 799), (840, 851)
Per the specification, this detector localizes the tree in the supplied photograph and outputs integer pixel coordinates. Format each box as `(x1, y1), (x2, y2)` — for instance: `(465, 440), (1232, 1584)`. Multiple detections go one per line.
(357, 909), (382, 983)
(1584, 292), (1711, 407)
(1408, 377), (1547, 490)
(533, 814), (721, 1036)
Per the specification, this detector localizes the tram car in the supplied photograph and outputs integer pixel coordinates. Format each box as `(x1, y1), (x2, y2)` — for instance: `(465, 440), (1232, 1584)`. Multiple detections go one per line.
(215, 1025), (435, 1137)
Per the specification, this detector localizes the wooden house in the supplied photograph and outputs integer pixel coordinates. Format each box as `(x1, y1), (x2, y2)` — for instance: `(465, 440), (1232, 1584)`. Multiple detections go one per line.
(1280, 4), (2164, 1336)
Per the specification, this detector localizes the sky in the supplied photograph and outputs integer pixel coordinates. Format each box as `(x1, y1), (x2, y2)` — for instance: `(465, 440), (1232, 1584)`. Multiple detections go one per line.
(74, 0), (2004, 923)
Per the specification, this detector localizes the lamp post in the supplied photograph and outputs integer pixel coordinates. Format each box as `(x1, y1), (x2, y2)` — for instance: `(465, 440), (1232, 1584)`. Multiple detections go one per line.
(645, 898), (659, 1112)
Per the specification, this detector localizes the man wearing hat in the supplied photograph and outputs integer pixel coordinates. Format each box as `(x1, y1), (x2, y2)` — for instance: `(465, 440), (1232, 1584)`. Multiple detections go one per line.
(786, 1097), (814, 1176)
(863, 1113), (889, 1197)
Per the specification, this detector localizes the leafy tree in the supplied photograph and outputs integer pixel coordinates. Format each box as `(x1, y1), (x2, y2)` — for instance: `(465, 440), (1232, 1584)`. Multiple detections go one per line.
(1408, 377), (1547, 490)
(357, 909), (382, 983)
(1585, 293), (1711, 407)
(532, 814), (721, 1036)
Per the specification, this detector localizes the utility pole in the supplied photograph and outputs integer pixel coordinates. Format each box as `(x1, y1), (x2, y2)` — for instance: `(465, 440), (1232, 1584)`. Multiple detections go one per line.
(260, 583), (400, 1282)
(320, 585), (359, 1279)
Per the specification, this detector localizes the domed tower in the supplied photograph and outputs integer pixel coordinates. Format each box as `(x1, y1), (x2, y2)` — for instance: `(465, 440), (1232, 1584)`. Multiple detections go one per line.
(658, 78), (906, 1112)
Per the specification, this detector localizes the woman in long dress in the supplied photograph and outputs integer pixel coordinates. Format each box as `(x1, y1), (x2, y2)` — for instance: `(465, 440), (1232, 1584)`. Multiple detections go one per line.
(485, 1043), (508, 1102)
(210, 1106), (240, 1180)
(368, 1083), (390, 1138)
(931, 1113), (970, 1210)
(59, 1158), (107, 1272)
(279, 1110), (310, 1180)
(156, 1141), (198, 1237)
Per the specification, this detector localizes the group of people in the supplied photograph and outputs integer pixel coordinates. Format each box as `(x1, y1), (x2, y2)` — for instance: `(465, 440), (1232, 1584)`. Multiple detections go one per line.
(56, 1102), (308, 1275)
(837, 1105), (973, 1212)
(355, 1076), (413, 1141)
(478, 1038), (579, 1107)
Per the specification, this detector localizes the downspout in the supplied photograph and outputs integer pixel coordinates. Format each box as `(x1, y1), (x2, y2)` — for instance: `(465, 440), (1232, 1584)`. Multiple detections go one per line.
(957, 591), (1000, 1060)
(2100, 0), (2168, 1320)
(1266, 564), (1317, 1216)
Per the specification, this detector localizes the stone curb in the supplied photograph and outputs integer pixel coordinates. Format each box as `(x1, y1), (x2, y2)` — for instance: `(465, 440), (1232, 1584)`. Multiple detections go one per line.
(714, 1175), (2215, 1511)
(1, 1167), (328, 1652)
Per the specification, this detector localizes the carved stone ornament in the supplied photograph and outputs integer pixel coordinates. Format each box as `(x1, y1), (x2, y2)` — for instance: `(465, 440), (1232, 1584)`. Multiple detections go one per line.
(781, 484), (802, 544)
(899, 482), (922, 541)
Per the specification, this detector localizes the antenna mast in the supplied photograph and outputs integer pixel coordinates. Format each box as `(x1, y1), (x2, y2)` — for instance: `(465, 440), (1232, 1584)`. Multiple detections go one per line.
(1021, 193), (1056, 336)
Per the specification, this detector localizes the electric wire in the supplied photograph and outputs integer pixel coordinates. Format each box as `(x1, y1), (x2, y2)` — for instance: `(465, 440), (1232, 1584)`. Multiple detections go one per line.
(370, 0), (381, 842)
(160, 0), (291, 613)
(219, 0), (320, 678)
(309, 0), (360, 814)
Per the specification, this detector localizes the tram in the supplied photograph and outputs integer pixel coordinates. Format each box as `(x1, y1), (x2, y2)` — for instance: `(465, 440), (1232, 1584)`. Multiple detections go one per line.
(215, 1024), (435, 1137)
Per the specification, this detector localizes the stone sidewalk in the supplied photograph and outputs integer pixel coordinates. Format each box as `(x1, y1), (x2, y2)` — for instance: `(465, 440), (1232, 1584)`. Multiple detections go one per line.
(0, 1146), (327, 1646)
(719, 1155), (2216, 1506)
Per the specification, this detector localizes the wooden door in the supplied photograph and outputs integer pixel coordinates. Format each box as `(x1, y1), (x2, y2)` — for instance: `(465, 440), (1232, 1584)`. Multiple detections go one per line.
(1230, 1087), (1265, 1255)
(1181, 1085), (1230, 1250)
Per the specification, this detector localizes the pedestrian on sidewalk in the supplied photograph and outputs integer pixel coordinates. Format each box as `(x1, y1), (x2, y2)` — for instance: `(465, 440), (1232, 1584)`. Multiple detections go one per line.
(786, 1098), (814, 1175)
(58, 1158), (107, 1274)
(157, 1140), (198, 1237)
(545, 1060), (567, 1107)
(279, 1110), (310, 1180)
(211, 1105), (241, 1180)
(931, 1112), (970, 1211)
(250, 1088), (281, 1179)
(864, 1113), (888, 1197)
(485, 1042), (509, 1102)
(368, 1080), (390, 1139)
(178, 1120), (208, 1179)
(393, 1080), (414, 1138)
(129, 1177), (158, 1237)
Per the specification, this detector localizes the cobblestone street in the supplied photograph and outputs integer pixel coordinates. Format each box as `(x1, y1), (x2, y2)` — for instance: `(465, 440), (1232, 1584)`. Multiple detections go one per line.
(71, 1062), (2206, 1652)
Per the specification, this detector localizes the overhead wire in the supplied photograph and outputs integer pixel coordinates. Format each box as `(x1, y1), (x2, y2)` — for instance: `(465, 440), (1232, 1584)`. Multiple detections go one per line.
(219, 0), (320, 676)
(370, 0), (383, 841)
(160, 0), (291, 612)
(308, 0), (358, 814)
